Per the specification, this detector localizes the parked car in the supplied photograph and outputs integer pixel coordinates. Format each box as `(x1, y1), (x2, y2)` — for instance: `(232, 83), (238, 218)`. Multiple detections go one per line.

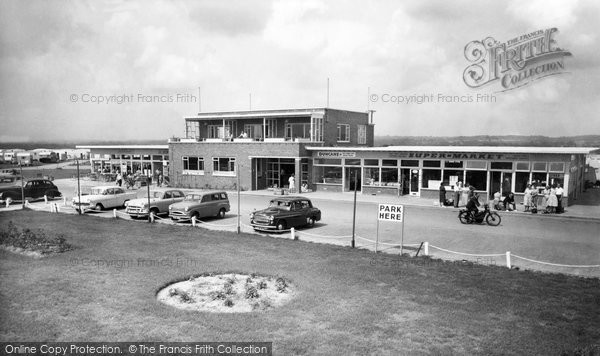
(169, 191), (230, 222)
(125, 188), (185, 218)
(0, 179), (61, 205)
(72, 185), (137, 212)
(250, 196), (321, 232)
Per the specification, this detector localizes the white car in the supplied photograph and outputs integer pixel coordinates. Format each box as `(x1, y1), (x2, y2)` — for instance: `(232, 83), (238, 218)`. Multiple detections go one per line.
(125, 188), (185, 218)
(72, 186), (137, 212)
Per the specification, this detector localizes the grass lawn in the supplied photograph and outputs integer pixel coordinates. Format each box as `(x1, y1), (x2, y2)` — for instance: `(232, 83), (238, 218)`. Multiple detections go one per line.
(0, 210), (599, 355)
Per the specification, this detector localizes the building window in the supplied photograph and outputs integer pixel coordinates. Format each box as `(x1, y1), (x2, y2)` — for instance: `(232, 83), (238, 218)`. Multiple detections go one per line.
(265, 119), (277, 138)
(364, 159), (379, 166)
(532, 162), (547, 172)
(466, 160), (487, 170)
(311, 116), (323, 142)
(381, 168), (399, 186)
(337, 124), (350, 142)
(213, 157), (236, 176)
(182, 156), (204, 175)
(466, 171), (487, 190)
(549, 162), (565, 173)
(515, 172), (530, 193)
(357, 125), (367, 144)
(515, 162), (530, 171)
(423, 160), (441, 167)
(490, 161), (513, 170)
(444, 161), (463, 168)
(186, 121), (200, 139)
(314, 166), (342, 184)
(345, 159), (361, 166)
(382, 159), (398, 167)
(285, 123), (311, 139)
(314, 158), (342, 165)
(363, 167), (379, 185)
(401, 160), (419, 167)
(422, 169), (442, 188)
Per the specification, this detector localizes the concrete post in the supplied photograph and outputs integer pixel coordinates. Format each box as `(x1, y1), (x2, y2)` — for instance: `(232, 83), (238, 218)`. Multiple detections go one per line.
(113, 209), (117, 218)
(44, 195), (48, 204)
(291, 227), (296, 240)
(424, 241), (429, 256)
(192, 216), (196, 227)
(506, 251), (511, 269)
(150, 211), (155, 223)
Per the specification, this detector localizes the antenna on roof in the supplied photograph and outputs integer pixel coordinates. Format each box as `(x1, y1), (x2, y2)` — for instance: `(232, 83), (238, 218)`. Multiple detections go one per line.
(326, 78), (330, 108)
(198, 87), (202, 114)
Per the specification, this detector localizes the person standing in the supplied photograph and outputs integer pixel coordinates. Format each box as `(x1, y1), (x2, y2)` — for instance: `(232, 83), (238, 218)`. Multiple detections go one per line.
(555, 183), (564, 213)
(288, 174), (295, 194)
(547, 185), (558, 213)
(116, 171), (122, 187)
(523, 184), (533, 212)
(502, 177), (511, 198)
(453, 181), (462, 208)
(439, 182), (447, 207)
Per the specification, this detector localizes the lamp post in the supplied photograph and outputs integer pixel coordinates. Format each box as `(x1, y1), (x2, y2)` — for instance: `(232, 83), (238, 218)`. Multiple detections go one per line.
(351, 169), (357, 248)
(147, 176), (152, 223)
(19, 163), (24, 209)
(76, 159), (81, 215)
(237, 162), (241, 234)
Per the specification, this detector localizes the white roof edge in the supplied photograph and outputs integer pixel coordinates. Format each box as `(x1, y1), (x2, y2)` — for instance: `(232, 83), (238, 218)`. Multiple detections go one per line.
(76, 145), (168, 149)
(306, 146), (600, 154)
(184, 108), (329, 120)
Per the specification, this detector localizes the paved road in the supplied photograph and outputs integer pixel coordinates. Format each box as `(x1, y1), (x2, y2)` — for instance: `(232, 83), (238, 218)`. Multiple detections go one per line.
(8, 178), (600, 277)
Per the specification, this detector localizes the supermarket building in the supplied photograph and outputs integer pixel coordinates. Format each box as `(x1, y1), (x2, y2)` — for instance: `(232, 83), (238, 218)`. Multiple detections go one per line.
(82, 108), (598, 206)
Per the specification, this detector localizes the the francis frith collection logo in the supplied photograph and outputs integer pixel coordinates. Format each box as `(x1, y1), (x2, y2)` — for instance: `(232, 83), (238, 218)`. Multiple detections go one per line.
(463, 28), (571, 91)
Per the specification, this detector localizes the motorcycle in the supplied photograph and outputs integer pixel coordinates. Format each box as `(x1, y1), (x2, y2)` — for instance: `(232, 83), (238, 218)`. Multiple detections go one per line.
(458, 203), (501, 226)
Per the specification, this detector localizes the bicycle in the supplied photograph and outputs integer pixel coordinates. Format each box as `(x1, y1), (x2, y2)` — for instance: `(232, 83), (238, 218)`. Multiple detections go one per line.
(458, 203), (501, 226)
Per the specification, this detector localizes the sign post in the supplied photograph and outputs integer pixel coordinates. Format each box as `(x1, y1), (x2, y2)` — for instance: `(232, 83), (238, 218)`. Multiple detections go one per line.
(377, 203), (404, 254)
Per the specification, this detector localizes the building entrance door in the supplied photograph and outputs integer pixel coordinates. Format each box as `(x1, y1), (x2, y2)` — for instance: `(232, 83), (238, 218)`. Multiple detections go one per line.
(409, 169), (420, 196)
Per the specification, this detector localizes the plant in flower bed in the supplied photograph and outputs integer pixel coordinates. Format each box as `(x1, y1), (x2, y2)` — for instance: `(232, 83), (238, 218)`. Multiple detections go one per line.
(157, 272), (294, 313)
(0, 221), (72, 256)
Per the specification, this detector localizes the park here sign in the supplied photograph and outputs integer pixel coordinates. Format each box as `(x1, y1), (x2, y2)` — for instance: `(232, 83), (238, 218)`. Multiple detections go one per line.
(378, 204), (404, 222)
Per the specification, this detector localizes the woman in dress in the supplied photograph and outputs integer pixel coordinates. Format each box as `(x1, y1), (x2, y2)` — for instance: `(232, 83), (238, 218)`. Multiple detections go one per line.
(523, 184), (532, 212)
(546, 185), (558, 213)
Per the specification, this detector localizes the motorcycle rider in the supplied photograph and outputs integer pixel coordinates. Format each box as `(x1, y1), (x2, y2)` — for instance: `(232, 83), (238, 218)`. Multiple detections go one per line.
(466, 189), (481, 219)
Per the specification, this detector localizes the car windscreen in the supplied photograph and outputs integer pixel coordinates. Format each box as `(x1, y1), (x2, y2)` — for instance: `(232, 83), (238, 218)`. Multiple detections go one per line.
(90, 188), (104, 195)
(143, 191), (163, 199)
(269, 200), (291, 210)
(184, 194), (201, 201)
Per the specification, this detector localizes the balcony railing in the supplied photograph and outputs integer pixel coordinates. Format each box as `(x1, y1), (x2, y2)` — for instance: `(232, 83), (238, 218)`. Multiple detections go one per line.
(169, 137), (318, 143)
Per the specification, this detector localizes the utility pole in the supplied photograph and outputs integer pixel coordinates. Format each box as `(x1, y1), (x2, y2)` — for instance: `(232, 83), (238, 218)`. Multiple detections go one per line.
(76, 159), (81, 215)
(19, 163), (24, 209)
(351, 169), (357, 248)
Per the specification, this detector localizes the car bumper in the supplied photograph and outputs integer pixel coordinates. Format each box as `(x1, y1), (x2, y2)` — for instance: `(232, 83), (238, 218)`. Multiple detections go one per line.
(250, 222), (278, 231)
(72, 203), (92, 211)
(169, 212), (192, 221)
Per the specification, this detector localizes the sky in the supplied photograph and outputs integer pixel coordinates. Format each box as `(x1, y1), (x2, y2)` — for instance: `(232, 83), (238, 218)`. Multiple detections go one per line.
(1, 0), (599, 142)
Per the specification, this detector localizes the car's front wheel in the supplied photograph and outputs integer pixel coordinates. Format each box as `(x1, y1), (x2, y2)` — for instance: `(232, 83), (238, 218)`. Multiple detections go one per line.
(94, 203), (104, 211)
(276, 220), (287, 231)
(306, 217), (315, 227)
(216, 208), (226, 219)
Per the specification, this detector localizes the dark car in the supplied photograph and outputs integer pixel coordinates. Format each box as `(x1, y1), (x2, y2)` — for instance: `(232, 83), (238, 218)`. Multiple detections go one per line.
(0, 179), (62, 205)
(250, 196), (321, 232)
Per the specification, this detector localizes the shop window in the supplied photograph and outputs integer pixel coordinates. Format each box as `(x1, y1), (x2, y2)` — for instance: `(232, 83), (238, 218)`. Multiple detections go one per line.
(549, 173), (564, 187)
(423, 160), (441, 167)
(466, 171), (486, 190)
(314, 158), (342, 165)
(443, 170), (464, 187)
(111, 154), (119, 159)
(213, 157), (236, 176)
(337, 124), (350, 142)
(357, 125), (367, 144)
(531, 172), (548, 188)
(345, 159), (361, 166)
(121, 154), (131, 159)
(132, 155), (141, 160)
(152, 155), (162, 161)
(444, 161), (463, 168)
(516, 162), (530, 171)
(363, 167), (379, 185)
(515, 172), (530, 193)
(314, 166), (342, 184)
(401, 160), (419, 167)
(142, 155), (151, 160)
(382, 159), (398, 167)
(549, 162), (565, 173)
(422, 169), (441, 188)
(381, 168), (399, 186)
(532, 162), (547, 172)
(364, 159), (379, 166)
(490, 161), (513, 170)
(466, 160), (487, 169)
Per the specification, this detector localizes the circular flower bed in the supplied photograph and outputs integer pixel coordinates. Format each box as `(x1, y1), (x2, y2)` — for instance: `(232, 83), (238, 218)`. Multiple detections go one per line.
(157, 273), (294, 313)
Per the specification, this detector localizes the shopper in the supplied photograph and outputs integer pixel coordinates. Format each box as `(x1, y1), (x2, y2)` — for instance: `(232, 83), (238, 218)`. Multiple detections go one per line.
(453, 181), (462, 208)
(439, 182), (446, 207)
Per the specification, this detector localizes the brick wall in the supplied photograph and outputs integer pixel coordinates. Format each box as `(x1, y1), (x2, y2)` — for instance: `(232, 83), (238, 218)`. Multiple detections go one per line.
(322, 109), (372, 147)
